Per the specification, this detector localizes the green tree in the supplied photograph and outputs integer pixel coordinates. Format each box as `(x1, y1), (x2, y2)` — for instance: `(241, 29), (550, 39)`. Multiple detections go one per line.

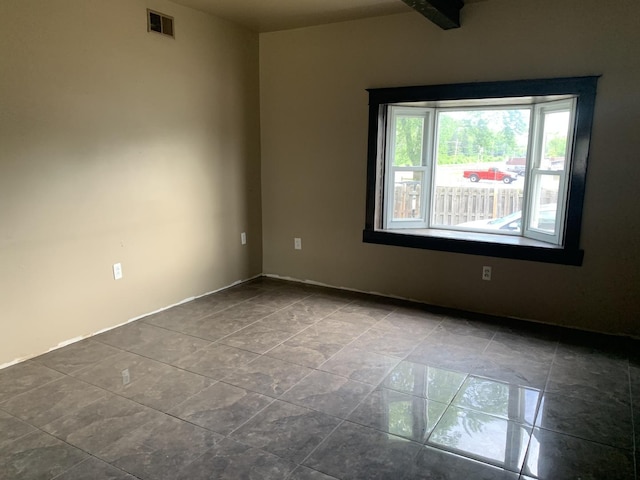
(394, 117), (424, 166)
(546, 136), (567, 157)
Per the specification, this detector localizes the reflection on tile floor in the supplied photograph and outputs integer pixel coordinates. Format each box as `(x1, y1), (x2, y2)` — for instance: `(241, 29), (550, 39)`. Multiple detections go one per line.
(0, 277), (638, 480)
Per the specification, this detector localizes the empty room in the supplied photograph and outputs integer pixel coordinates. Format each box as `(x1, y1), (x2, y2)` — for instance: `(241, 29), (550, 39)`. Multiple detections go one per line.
(1, 0), (639, 479)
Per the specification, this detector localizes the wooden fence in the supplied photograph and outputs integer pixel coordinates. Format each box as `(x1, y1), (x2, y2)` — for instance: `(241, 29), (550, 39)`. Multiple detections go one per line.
(394, 183), (557, 225)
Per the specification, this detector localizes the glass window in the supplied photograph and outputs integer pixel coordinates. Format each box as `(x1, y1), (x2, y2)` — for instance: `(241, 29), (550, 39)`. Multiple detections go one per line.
(364, 77), (599, 265)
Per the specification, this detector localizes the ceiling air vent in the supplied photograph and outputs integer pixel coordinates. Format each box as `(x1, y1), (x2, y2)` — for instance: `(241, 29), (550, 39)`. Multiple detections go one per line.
(147, 9), (174, 38)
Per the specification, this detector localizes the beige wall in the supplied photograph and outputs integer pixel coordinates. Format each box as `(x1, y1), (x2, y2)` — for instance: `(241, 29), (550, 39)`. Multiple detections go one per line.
(260, 0), (640, 336)
(0, 0), (262, 366)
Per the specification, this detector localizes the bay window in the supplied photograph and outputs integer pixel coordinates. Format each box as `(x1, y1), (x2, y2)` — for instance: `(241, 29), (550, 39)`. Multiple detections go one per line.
(363, 77), (598, 265)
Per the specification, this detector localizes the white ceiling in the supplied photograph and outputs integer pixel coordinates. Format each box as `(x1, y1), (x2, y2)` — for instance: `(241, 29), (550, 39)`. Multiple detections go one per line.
(169, 0), (448, 33)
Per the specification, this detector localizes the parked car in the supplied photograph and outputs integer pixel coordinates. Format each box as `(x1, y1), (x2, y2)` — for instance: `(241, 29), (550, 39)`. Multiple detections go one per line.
(462, 167), (518, 184)
(457, 204), (557, 232)
(505, 157), (526, 176)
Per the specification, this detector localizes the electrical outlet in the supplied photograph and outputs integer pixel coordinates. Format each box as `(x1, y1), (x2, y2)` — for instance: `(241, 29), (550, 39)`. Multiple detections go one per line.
(113, 263), (123, 280)
(241, 232), (247, 245)
(482, 266), (492, 281)
(121, 368), (130, 385)
(294, 237), (302, 250)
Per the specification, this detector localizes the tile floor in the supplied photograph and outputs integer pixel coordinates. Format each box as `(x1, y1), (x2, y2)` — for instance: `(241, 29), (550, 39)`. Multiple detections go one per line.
(0, 277), (638, 479)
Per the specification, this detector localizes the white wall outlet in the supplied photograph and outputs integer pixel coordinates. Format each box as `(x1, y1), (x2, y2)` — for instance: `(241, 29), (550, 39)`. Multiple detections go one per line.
(482, 266), (492, 281)
(121, 368), (130, 385)
(113, 263), (123, 280)
(294, 237), (302, 250)
(241, 232), (247, 245)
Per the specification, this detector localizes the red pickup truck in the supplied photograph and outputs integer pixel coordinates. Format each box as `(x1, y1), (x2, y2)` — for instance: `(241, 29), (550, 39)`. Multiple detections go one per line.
(463, 167), (518, 184)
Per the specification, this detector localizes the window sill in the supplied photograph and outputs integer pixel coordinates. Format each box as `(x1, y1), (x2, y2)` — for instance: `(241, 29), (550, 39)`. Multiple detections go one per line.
(362, 228), (584, 265)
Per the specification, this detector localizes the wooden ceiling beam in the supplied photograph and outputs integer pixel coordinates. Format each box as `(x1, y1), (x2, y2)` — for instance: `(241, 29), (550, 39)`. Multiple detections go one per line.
(400, 0), (464, 30)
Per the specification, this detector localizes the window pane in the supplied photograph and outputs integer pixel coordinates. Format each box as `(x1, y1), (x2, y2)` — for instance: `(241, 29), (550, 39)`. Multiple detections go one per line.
(529, 174), (559, 234)
(541, 110), (570, 171)
(392, 170), (423, 220)
(394, 116), (424, 167)
(431, 109), (529, 231)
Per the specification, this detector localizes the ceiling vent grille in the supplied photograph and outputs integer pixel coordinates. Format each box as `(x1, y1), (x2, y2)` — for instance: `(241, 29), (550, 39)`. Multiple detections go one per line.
(147, 9), (174, 38)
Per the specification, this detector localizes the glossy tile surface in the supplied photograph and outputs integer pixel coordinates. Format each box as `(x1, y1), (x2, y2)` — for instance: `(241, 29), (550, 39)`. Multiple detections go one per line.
(0, 277), (637, 480)
(523, 427), (634, 479)
(428, 406), (531, 472)
(304, 420), (421, 480)
(348, 387), (447, 442)
(230, 400), (341, 462)
(452, 376), (540, 425)
(383, 360), (467, 403)
(169, 382), (273, 434)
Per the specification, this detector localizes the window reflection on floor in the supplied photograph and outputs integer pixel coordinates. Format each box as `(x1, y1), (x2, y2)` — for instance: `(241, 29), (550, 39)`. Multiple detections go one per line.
(382, 361), (541, 472)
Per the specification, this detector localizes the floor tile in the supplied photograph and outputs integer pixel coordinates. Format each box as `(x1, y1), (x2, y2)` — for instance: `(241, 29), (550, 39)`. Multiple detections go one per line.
(222, 356), (313, 397)
(349, 327), (424, 358)
(630, 364), (640, 402)
(142, 304), (219, 334)
(407, 340), (484, 373)
(256, 304), (326, 333)
(166, 302), (278, 341)
(0, 361), (64, 404)
(472, 351), (551, 390)
(304, 420), (422, 480)
(266, 335), (344, 368)
(382, 361), (467, 403)
(100, 414), (223, 480)
(546, 360), (631, 405)
(374, 309), (442, 338)
(427, 325), (494, 350)
(231, 400), (341, 463)
(33, 339), (123, 375)
(214, 283), (268, 302)
(246, 290), (308, 309)
(453, 376), (540, 426)
(336, 301), (395, 322)
(0, 410), (36, 449)
(407, 445), (519, 479)
(319, 347), (399, 385)
(486, 331), (557, 363)
(131, 332), (211, 365)
(348, 387), (447, 442)
(427, 406), (531, 472)
(535, 392), (633, 449)
(1, 376), (107, 427)
(175, 343), (259, 379)
(523, 427), (634, 479)
(96, 321), (211, 364)
(169, 382), (273, 435)
(287, 466), (339, 479)
(296, 319), (369, 345)
(73, 351), (210, 411)
(42, 394), (162, 455)
(438, 317), (498, 340)
(219, 324), (294, 354)
(176, 438), (296, 480)
(178, 293), (249, 318)
(280, 370), (373, 418)
(1, 279), (637, 480)
(95, 321), (171, 351)
(275, 298), (344, 321)
(0, 430), (88, 480)
(54, 457), (137, 480)
(323, 309), (381, 328)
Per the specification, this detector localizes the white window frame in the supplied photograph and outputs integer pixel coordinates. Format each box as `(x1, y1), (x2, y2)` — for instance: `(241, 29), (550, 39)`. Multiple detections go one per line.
(522, 99), (576, 245)
(381, 99), (578, 247)
(384, 107), (434, 229)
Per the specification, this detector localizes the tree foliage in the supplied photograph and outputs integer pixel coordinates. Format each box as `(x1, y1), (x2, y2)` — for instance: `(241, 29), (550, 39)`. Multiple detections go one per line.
(393, 109), (530, 166)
